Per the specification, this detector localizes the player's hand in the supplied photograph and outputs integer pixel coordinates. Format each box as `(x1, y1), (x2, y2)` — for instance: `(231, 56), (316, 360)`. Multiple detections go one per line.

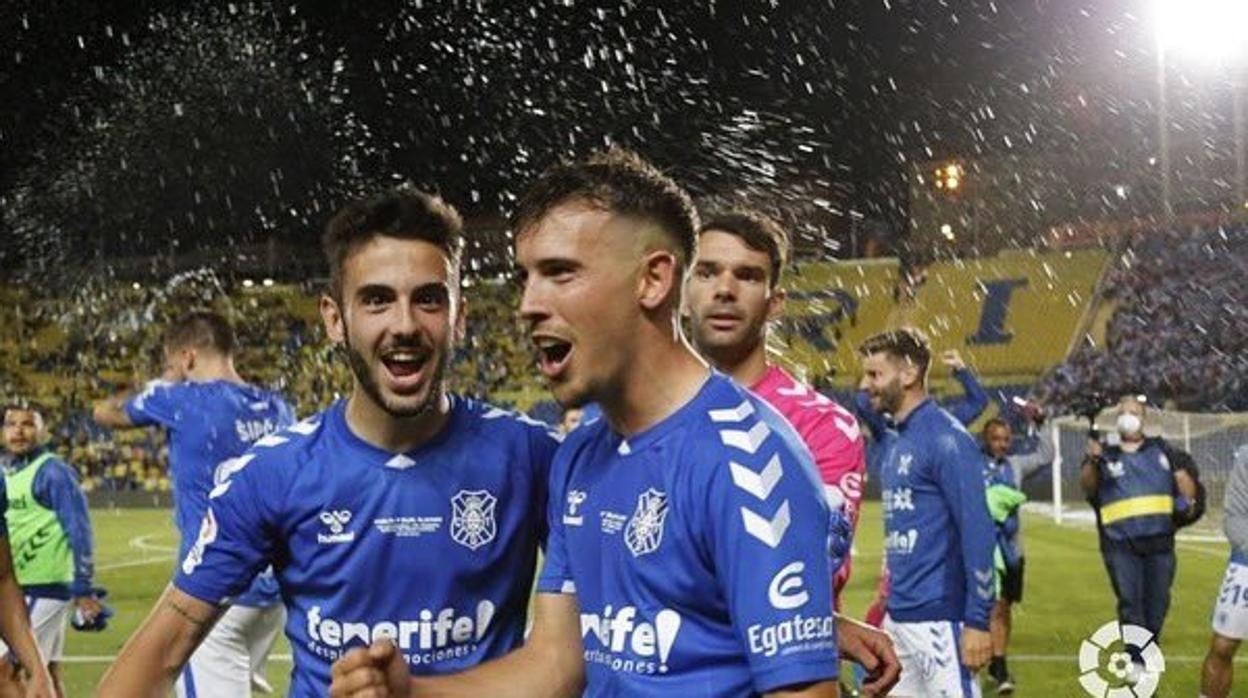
(835, 615), (900, 696)
(940, 349), (967, 371)
(74, 595), (103, 623)
(961, 627), (992, 671)
(330, 639), (410, 698)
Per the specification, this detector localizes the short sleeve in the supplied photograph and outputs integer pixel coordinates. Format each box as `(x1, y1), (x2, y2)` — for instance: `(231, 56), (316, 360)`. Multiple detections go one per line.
(123, 380), (186, 428)
(704, 431), (839, 692)
(173, 448), (282, 604)
(534, 446), (575, 595)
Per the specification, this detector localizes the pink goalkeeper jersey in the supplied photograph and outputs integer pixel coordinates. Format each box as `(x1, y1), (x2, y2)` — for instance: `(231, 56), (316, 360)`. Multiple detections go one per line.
(751, 365), (866, 596)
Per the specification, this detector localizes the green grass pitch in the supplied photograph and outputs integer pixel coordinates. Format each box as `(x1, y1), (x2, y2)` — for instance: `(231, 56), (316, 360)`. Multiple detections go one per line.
(63, 503), (1232, 696)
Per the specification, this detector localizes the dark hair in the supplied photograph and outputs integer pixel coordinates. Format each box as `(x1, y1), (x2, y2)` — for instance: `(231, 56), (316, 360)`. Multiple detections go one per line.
(698, 209), (790, 288)
(858, 327), (932, 378)
(164, 310), (235, 356)
(323, 187), (464, 299)
(982, 417), (1010, 436)
(510, 148), (698, 265)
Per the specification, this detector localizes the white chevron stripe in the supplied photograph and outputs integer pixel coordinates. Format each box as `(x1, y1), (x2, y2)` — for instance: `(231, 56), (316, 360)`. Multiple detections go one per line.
(740, 500), (792, 548)
(776, 383), (809, 398)
(253, 434), (288, 448)
(719, 421), (770, 454)
(708, 401), (755, 423)
(729, 455), (784, 501)
(288, 419), (320, 435)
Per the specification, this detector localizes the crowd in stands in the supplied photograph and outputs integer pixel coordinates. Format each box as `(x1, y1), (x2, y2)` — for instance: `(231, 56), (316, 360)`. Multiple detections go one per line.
(4, 222), (1246, 491)
(1035, 223), (1248, 413)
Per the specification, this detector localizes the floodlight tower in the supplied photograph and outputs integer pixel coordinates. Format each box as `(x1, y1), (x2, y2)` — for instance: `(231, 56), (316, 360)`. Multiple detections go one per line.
(1152, 0), (1248, 218)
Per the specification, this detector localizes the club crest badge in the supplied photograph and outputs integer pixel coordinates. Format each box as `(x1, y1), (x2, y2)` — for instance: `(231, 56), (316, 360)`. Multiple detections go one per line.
(624, 488), (669, 557)
(451, 490), (498, 550)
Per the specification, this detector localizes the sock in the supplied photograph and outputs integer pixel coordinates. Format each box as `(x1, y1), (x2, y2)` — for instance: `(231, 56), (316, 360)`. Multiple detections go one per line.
(989, 655), (1007, 680)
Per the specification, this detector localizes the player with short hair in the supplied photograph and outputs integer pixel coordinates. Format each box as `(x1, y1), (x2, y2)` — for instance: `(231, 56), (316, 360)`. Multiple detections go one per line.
(684, 209), (867, 593)
(979, 408), (1052, 695)
(860, 328), (996, 697)
(1, 405), (101, 698)
(97, 188), (560, 697)
(330, 150), (897, 698)
(93, 310), (296, 696)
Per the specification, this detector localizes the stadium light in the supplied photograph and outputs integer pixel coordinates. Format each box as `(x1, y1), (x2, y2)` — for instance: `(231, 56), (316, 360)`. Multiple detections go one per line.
(1153, 0), (1248, 67)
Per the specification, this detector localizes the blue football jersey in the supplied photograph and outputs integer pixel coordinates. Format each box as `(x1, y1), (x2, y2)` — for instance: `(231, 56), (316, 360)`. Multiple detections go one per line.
(537, 374), (843, 697)
(125, 379), (295, 605)
(174, 396), (559, 697)
(878, 399), (995, 630)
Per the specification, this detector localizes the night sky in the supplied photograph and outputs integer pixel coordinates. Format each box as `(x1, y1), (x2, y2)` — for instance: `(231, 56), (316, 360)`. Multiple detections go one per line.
(0, 0), (1216, 275)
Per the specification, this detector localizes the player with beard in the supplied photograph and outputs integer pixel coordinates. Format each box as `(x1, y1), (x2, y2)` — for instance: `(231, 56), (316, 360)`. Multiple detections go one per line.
(330, 150), (898, 697)
(98, 188), (560, 697)
(684, 210), (867, 597)
(860, 328), (996, 698)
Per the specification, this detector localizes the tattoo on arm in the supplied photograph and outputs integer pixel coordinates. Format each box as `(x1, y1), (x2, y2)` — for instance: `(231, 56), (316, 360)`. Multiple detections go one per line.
(164, 598), (209, 627)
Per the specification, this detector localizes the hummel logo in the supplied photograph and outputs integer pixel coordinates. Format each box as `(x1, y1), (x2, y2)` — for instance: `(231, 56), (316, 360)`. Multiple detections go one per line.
(318, 510), (355, 544)
(720, 422), (771, 454)
(729, 455), (784, 501)
(741, 500), (792, 548)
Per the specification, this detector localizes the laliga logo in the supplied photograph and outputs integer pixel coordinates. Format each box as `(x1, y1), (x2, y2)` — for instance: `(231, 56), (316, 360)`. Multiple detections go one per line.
(1077, 621), (1165, 697)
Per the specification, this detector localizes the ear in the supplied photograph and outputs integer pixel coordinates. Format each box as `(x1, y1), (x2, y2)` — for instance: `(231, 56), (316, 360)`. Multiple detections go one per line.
(320, 294), (346, 344)
(899, 361), (921, 391)
(636, 249), (680, 312)
(765, 287), (787, 323)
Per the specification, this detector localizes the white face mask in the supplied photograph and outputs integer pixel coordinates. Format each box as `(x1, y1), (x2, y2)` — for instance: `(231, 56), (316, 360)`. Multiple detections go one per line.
(1116, 413), (1142, 437)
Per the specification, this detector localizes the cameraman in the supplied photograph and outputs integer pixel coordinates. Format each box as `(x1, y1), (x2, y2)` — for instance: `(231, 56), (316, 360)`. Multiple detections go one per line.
(1079, 395), (1202, 641)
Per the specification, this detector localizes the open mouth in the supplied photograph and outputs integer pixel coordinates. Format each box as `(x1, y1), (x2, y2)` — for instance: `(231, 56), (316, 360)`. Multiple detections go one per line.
(707, 313), (741, 330)
(380, 349), (429, 382)
(534, 337), (574, 378)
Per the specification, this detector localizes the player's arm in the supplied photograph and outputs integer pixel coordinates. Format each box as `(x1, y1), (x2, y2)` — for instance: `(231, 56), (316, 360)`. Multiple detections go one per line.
(945, 352), (989, 426)
(0, 536), (55, 696)
(765, 682), (840, 697)
(93, 379), (181, 429)
(36, 462), (102, 618)
(91, 395), (134, 428)
(707, 435), (844, 695)
(97, 585), (224, 697)
(934, 430), (996, 669)
(1224, 456), (1248, 552)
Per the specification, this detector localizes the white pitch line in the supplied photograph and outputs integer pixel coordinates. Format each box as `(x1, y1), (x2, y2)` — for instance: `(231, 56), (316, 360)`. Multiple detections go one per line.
(128, 534), (177, 554)
(97, 556), (174, 572)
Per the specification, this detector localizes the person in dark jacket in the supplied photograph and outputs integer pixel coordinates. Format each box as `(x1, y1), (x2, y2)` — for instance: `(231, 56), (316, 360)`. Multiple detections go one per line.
(1080, 395), (1200, 642)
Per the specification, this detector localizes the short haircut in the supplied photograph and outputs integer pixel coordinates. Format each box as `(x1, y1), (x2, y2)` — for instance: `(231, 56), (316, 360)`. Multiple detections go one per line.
(982, 417), (1010, 436)
(323, 187), (464, 299)
(164, 311), (235, 356)
(698, 209), (790, 288)
(3, 404), (45, 430)
(858, 327), (932, 378)
(510, 148), (699, 266)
